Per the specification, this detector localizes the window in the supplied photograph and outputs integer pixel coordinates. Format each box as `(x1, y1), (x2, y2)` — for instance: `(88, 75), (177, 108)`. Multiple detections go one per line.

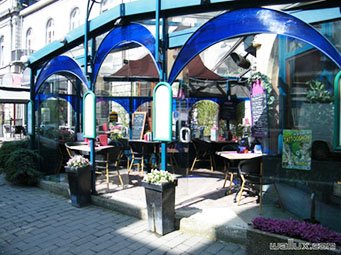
(101, 0), (109, 12)
(46, 18), (55, 44)
(101, 0), (116, 13)
(70, 7), (80, 31)
(26, 28), (32, 51)
(0, 36), (4, 66)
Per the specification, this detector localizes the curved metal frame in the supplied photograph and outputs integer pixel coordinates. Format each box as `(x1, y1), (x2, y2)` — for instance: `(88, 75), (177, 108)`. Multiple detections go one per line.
(34, 55), (88, 94)
(168, 7), (341, 84)
(92, 23), (159, 86)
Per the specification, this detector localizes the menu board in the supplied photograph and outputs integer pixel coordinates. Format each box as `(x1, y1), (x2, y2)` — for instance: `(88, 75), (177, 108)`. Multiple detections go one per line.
(131, 112), (146, 140)
(251, 85), (268, 138)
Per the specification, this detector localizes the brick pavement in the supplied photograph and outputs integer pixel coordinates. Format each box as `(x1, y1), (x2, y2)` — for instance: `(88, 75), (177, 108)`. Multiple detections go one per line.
(0, 176), (246, 255)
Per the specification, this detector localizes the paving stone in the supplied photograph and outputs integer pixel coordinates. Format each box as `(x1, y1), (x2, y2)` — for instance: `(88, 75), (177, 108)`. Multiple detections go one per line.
(0, 177), (246, 255)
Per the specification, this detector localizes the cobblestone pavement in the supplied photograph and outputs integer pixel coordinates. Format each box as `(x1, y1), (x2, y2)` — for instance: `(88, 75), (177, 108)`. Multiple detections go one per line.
(0, 177), (246, 255)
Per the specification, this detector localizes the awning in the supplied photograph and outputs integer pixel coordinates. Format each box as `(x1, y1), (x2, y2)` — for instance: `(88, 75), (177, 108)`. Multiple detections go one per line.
(103, 54), (159, 82)
(103, 53), (227, 82)
(0, 87), (30, 103)
(187, 55), (225, 81)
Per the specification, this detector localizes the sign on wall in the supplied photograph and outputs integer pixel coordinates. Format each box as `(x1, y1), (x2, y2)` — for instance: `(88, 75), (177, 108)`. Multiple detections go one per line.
(251, 80), (268, 138)
(83, 91), (96, 139)
(153, 82), (173, 142)
(282, 129), (312, 170)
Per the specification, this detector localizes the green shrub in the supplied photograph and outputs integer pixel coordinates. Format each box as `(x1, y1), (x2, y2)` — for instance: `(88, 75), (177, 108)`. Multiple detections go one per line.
(0, 139), (30, 171)
(4, 148), (41, 186)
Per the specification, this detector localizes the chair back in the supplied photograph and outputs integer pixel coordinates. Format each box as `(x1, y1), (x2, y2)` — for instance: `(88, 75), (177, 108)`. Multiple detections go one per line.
(65, 141), (88, 157)
(238, 157), (262, 177)
(117, 138), (129, 149)
(130, 141), (144, 157)
(143, 143), (156, 156)
(192, 138), (213, 157)
(106, 146), (122, 165)
(222, 143), (239, 151)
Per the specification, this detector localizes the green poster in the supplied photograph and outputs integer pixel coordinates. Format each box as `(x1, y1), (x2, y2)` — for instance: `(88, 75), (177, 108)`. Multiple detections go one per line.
(282, 129), (312, 170)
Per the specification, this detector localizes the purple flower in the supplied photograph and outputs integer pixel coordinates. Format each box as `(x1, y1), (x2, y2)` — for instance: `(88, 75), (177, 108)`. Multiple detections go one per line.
(252, 217), (341, 246)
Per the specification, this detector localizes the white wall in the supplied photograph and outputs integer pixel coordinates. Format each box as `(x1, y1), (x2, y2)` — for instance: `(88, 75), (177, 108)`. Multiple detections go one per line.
(20, 0), (104, 52)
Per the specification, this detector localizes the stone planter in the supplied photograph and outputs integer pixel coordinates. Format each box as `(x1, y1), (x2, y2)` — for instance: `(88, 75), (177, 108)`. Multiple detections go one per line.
(142, 180), (177, 235)
(65, 165), (91, 207)
(247, 228), (340, 255)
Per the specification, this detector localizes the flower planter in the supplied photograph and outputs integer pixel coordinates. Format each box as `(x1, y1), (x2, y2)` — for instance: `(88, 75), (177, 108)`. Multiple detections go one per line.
(247, 228), (340, 255)
(65, 165), (91, 207)
(142, 180), (177, 235)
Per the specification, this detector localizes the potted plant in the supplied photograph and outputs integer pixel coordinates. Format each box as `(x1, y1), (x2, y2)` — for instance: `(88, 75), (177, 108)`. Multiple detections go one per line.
(247, 217), (341, 255)
(142, 169), (177, 235)
(65, 155), (91, 207)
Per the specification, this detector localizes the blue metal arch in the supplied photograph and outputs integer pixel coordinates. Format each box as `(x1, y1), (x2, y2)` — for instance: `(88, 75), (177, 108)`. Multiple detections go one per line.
(35, 55), (88, 94)
(168, 7), (341, 84)
(92, 23), (159, 86)
(96, 97), (152, 114)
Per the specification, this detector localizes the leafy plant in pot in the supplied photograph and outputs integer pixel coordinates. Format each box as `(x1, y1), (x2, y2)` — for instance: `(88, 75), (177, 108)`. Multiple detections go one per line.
(65, 155), (91, 207)
(142, 169), (177, 235)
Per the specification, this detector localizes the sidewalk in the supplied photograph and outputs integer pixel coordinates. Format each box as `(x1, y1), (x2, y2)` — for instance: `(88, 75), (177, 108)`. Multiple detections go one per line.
(0, 175), (246, 255)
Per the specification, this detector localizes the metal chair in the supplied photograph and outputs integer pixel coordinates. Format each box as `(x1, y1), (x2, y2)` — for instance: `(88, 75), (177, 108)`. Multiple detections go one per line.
(129, 141), (156, 173)
(236, 157), (281, 213)
(95, 146), (124, 189)
(167, 142), (178, 172)
(187, 138), (215, 175)
(64, 142), (88, 158)
(116, 138), (131, 170)
(221, 143), (239, 192)
(128, 141), (144, 173)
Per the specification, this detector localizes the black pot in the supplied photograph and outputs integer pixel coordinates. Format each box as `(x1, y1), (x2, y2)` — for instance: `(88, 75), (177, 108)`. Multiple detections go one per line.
(142, 180), (178, 235)
(65, 165), (91, 207)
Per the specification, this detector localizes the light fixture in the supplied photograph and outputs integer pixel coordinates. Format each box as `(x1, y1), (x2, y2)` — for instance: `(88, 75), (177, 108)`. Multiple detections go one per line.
(230, 52), (251, 69)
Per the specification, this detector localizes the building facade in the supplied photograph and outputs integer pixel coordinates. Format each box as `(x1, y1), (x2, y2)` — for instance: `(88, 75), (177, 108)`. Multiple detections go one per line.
(2, 0), (341, 234)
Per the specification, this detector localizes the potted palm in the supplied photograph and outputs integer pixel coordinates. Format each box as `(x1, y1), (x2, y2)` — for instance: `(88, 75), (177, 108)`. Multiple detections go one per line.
(142, 169), (177, 235)
(65, 155), (91, 207)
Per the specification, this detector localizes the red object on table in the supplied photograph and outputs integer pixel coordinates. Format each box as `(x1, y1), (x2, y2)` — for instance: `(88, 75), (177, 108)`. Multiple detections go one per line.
(98, 134), (108, 146)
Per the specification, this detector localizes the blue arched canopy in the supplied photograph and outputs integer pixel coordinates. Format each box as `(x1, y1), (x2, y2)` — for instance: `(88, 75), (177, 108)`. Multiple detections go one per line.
(92, 23), (159, 86)
(97, 97), (152, 114)
(35, 55), (88, 94)
(168, 7), (341, 84)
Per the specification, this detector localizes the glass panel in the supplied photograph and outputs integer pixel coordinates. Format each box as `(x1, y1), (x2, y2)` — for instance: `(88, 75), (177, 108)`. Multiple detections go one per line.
(169, 11), (223, 33)
(36, 74), (85, 174)
(97, 47), (157, 97)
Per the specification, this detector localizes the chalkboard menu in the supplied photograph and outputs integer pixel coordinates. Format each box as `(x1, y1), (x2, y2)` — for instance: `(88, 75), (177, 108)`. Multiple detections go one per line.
(132, 112), (146, 140)
(251, 91), (268, 138)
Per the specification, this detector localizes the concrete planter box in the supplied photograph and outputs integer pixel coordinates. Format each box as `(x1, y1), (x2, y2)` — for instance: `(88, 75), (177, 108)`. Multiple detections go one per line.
(65, 166), (91, 207)
(142, 180), (177, 235)
(247, 228), (340, 255)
